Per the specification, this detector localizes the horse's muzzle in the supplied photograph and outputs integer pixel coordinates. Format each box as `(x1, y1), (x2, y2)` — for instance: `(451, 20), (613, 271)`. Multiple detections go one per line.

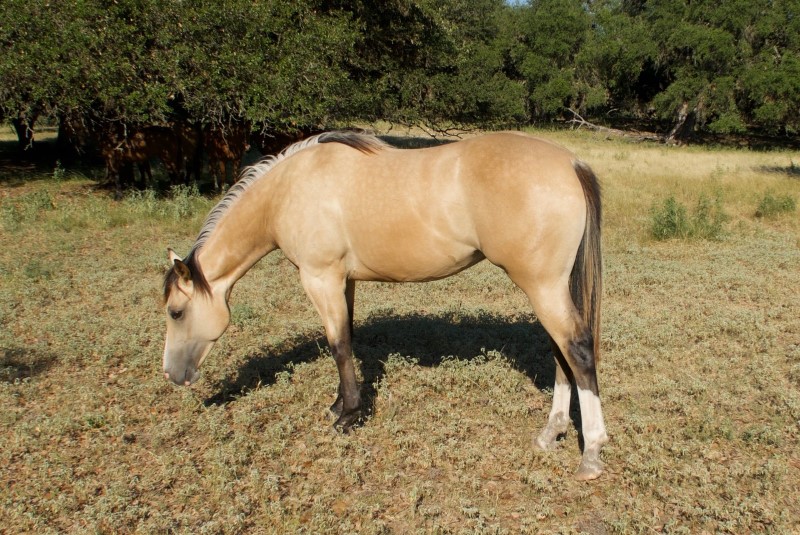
(163, 366), (201, 386)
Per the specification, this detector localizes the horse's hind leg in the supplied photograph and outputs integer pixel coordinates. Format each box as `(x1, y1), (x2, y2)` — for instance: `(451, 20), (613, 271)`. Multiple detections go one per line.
(535, 347), (573, 450)
(330, 279), (355, 418)
(516, 279), (608, 480)
(300, 271), (362, 431)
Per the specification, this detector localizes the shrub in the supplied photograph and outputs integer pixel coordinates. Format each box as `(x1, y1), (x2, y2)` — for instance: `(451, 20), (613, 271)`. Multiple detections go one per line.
(650, 195), (689, 240)
(53, 160), (67, 181)
(691, 194), (728, 240)
(755, 192), (796, 218)
(168, 183), (201, 220)
(650, 193), (728, 241)
(121, 184), (203, 221)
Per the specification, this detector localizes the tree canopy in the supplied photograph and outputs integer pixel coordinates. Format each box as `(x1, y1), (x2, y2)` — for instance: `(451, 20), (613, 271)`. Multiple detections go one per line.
(1, 0), (799, 140)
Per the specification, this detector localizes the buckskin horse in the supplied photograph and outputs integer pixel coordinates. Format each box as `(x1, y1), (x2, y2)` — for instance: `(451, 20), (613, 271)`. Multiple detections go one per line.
(100, 124), (182, 195)
(162, 131), (608, 480)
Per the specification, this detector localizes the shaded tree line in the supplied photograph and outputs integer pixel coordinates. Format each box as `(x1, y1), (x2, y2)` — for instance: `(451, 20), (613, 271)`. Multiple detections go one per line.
(2, 0), (799, 180)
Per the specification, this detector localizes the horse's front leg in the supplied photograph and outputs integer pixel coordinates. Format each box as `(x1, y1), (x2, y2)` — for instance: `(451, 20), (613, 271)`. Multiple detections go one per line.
(300, 271), (362, 431)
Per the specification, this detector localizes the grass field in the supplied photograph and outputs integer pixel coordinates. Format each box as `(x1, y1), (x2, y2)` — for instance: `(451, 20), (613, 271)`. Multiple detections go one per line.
(1, 128), (799, 533)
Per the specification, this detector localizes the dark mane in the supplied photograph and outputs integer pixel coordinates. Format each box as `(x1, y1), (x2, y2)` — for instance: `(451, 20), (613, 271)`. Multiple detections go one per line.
(163, 248), (212, 300)
(317, 131), (388, 154)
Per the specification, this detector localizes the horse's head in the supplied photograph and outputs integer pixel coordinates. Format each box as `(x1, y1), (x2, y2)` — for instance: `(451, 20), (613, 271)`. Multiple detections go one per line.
(162, 249), (230, 386)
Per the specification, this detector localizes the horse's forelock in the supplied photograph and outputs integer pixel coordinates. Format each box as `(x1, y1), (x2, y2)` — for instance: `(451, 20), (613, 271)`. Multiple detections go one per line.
(163, 249), (211, 301)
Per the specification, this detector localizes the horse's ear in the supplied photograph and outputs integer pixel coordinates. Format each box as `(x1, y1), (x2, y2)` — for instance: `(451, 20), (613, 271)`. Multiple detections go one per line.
(168, 249), (192, 283)
(173, 259), (192, 283)
(168, 248), (181, 264)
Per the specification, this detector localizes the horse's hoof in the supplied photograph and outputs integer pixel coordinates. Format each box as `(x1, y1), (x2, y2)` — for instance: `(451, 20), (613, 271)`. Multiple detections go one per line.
(534, 423), (567, 451)
(575, 458), (604, 481)
(535, 428), (563, 451)
(333, 409), (363, 433)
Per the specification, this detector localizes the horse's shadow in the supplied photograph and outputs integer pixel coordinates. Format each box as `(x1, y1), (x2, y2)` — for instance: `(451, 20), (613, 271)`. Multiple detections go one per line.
(204, 312), (581, 426)
(0, 346), (57, 383)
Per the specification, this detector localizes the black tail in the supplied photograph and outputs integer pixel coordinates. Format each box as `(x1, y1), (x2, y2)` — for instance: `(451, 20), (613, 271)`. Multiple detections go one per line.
(571, 160), (602, 361)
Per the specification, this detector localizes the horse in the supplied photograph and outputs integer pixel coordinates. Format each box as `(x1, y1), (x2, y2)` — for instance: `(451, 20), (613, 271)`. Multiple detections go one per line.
(99, 124), (182, 196)
(172, 120), (203, 185)
(162, 131), (608, 480)
(203, 121), (251, 190)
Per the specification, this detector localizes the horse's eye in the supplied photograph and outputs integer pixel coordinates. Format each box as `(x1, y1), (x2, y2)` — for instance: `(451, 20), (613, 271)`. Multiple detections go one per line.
(169, 309), (184, 321)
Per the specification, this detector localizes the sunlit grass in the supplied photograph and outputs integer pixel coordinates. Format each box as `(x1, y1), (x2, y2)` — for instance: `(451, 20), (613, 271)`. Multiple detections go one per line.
(1, 132), (799, 533)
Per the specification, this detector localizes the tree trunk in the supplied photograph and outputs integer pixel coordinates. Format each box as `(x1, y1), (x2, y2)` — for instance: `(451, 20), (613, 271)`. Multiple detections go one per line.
(11, 112), (37, 152)
(665, 102), (698, 145)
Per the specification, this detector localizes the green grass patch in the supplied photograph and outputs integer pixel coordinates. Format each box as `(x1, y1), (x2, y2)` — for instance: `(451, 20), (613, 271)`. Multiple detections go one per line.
(1, 190), (55, 231)
(755, 191), (796, 218)
(649, 193), (728, 240)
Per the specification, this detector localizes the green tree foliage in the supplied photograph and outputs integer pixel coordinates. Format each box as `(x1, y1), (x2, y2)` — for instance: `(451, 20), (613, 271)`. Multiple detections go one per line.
(0, 0), (358, 128)
(1, 0), (800, 138)
(420, 0), (527, 127)
(511, 0), (592, 118)
(574, 2), (656, 115)
(337, 0), (526, 128)
(172, 1), (358, 128)
(620, 0), (800, 137)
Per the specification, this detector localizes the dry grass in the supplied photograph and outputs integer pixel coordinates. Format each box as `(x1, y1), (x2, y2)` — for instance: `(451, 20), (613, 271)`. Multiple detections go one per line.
(1, 130), (799, 533)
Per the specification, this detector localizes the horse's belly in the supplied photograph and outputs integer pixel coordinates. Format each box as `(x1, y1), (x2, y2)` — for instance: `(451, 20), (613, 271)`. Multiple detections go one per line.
(347, 240), (484, 283)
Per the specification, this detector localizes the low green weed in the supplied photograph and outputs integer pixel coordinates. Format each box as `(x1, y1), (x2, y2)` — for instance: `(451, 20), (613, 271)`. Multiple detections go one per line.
(650, 195), (689, 239)
(691, 194), (728, 239)
(122, 184), (203, 221)
(650, 193), (728, 240)
(52, 160), (67, 181)
(755, 191), (796, 218)
(1, 191), (54, 231)
(168, 183), (202, 220)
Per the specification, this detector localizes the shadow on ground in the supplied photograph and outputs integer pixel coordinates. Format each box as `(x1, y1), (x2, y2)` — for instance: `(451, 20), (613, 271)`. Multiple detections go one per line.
(205, 311), (560, 411)
(0, 346), (58, 383)
(758, 164), (800, 179)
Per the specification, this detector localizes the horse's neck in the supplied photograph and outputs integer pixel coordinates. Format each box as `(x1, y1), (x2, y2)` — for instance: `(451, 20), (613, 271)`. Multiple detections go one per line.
(196, 192), (277, 288)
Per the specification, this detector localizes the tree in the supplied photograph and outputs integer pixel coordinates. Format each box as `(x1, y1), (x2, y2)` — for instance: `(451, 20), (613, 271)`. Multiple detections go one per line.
(412, 0), (527, 128)
(172, 1), (358, 130)
(630, 0), (800, 140)
(0, 1), (96, 148)
(574, 1), (657, 118)
(738, 0), (800, 134)
(325, 0), (525, 130)
(506, 0), (593, 120)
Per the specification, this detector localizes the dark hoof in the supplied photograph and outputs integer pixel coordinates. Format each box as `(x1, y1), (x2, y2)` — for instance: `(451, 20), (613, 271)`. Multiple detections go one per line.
(333, 409), (363, 433)
(329, 394), (344, 418)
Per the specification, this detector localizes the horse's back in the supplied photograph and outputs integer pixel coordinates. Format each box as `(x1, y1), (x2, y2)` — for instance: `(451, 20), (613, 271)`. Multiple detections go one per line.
(268, 132), (588, 282)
